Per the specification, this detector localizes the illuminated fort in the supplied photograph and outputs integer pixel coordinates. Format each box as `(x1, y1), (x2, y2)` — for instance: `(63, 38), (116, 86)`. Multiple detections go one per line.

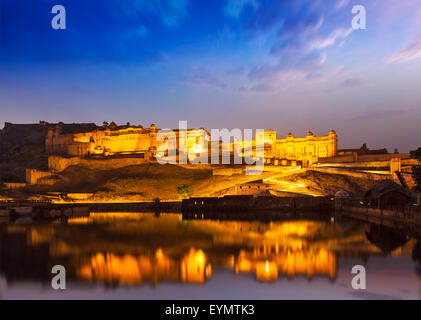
(1, 121), (411, 189)
(45, 121), (338, 166)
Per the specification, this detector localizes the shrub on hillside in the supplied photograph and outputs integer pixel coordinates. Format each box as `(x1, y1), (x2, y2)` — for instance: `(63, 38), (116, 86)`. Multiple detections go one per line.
(177, 184), (193, 200)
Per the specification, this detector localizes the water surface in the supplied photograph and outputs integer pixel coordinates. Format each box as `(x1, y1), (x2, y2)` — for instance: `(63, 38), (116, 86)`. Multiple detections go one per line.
(0, 212), (419, 299)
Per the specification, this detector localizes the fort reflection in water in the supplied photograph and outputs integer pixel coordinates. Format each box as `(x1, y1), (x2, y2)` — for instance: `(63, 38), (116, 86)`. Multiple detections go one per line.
(0, 213), (419, 286)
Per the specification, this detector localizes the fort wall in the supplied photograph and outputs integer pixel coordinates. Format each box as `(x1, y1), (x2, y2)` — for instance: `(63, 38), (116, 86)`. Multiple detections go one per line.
(212, 168), (244, 176)
(48, 155), (148, 172)
(25, 169), (52, 185)
(4, 182), (27, 189)
(311, 167), (390, 181)
(318, 153), (411, 164)
(315, 160), (391, 168)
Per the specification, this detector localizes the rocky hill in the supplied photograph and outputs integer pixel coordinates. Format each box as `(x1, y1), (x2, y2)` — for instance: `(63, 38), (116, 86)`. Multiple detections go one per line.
(0, 122), (97, 182)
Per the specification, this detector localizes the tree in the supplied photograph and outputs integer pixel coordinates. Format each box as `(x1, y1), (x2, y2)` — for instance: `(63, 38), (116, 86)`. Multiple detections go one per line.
(410, 147), (421, 191)
(177, 184), (193, 200)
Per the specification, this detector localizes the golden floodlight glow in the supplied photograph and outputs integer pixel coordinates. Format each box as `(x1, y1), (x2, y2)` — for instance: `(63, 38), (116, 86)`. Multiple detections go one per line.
(192, 143), (203, 154)
(256, 260), (278, 282)
(180, 248), (211, 284)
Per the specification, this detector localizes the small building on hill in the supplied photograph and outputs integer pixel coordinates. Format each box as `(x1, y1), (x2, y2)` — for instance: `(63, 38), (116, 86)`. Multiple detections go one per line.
(365, 179), (412, 209)
(233, 180), (272, 197)
(212, 180), (272, 197)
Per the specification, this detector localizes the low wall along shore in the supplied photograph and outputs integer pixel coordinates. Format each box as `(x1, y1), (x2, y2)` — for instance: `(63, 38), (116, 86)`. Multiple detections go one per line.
(182, 196), (334, 214)
(338, 201), (421, 226)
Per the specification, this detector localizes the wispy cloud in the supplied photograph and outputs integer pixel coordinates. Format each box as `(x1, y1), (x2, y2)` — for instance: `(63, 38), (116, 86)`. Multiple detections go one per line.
(239, 53), (339, 93)
(334, 0), (349, 10)
(139, 51), (169, 65)
(238, 82), (275, 93)
(113, 0), (190, 28)
(224, 0), (258, 19)
(224, 0), (356, 93)
(311, 28), (353, 49)
(249, 52), (326, 80)
(180, 68), (228, 89)
(385, 36), (421, 63)
(136, 26), (149, 38)
(339, 78), (363, 88)
(279, 13), (324, 38)
(225, 66), (246, 75)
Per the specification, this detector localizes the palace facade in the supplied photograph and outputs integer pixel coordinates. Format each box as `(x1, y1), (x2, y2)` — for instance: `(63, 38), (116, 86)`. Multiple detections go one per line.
(260, 129), (338, 166)
(46, 122), (159, 158)
(45, 122), (338, 166)
(45, 122), (207, 159)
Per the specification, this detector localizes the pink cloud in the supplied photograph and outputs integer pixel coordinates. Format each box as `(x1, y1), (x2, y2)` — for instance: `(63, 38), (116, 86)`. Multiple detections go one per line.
(386, 36), (421, 63)
(334, 0), (349, 11)
(311, 28), (353, 49)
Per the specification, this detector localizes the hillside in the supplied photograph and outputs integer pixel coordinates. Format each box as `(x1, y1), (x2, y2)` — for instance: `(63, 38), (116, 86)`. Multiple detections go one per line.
(268, 170), (379, 197)
(25, 163), (273, 202)
(21, 163), (380, 202)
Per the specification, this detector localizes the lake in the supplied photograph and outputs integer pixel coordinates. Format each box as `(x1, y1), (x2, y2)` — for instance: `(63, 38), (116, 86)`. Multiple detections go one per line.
(0, 212), (420, 299)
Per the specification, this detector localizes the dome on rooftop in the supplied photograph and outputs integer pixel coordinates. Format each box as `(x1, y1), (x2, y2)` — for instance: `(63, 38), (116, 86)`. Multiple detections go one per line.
(335, 190), (350, 199)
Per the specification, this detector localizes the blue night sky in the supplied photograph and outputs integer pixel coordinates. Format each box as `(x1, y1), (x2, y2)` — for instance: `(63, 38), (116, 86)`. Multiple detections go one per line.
(0, 0), (421, 151)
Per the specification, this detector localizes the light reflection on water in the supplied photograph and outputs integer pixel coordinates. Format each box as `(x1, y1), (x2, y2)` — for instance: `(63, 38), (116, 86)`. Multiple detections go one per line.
(0, 212), (420, 299)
